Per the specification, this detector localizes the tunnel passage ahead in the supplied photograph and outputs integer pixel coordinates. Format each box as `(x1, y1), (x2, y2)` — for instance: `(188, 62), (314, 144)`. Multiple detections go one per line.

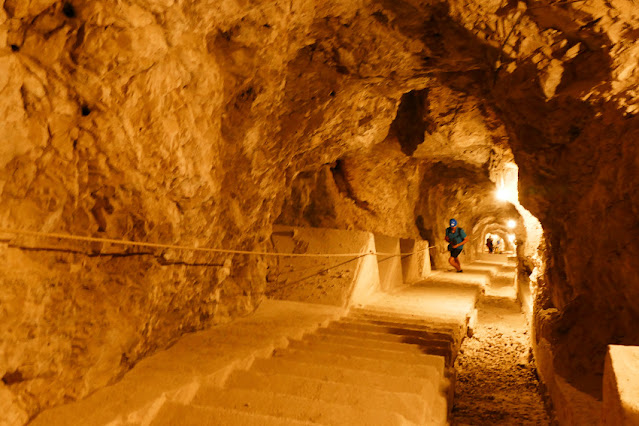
(30, 227), (550, 425)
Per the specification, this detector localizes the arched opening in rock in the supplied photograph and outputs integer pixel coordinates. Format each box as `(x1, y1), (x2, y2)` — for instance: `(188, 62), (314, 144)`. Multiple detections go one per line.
(483, 232), (511, 253)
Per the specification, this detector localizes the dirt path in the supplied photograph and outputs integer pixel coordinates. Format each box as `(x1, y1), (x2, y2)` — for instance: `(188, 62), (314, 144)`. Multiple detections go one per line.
(451, 301), (555, 425)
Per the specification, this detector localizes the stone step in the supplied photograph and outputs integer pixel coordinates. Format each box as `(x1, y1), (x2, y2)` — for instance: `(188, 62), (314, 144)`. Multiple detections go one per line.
(150, 402), (318, 426)
(477, 253), (510, 263)
(460, 264), (501, 275)
(316, 326), (453, 349)
(472, 260), (516, 269)
(337, 315), (458, 339)
(486, 285), (517, 300)
(478, 295), (521, 310)
(492, 265), (517, 274)
(349, 308), (463, 330)
(357, 294), (479, 312)
(488, 274), (516, 282)
(414, 274), (489, 288)
(224, 370), (428, 424)
(332, 318), (462, 350)
(250, 357), (435, 396)
(287, 339), (443, 369)
(271, 346), (444, 381)
(192, 387), (416, 426)
(300, 333), (453, 364)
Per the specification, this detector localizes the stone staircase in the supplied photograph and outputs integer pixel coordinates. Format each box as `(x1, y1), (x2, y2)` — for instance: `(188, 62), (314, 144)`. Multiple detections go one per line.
(29, 254), (518, 426)
(145, 258), (514, 426)
(151, 310), (453, 426)
(150, 255), (518, 426)
(152, 309), (457, 425)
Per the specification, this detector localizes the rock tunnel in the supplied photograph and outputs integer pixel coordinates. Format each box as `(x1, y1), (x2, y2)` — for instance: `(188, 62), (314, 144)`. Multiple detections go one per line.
(1, 0), (639, 424)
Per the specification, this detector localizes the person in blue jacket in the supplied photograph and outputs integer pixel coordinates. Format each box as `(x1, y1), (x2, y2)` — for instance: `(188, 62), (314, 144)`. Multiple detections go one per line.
(445, 218), (468, 273)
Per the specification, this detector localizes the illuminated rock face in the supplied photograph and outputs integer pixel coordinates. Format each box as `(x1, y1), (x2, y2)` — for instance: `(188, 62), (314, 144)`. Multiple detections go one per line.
(278, 86), (519, 270)
(458, 1), (639, 399)
(1, 0), (638, 421)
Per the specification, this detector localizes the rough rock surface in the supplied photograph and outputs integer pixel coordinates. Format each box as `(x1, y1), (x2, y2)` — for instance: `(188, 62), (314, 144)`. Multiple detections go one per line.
(1, 0), (639, 422)
(278, 85), (522, 270)
(456, 0), (639, 400)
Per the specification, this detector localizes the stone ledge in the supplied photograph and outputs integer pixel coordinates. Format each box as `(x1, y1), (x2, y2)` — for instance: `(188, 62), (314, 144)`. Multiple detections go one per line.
(534, 338), (601, 426)
(603, 345), (639, 425)
(30, 300), (345, 426)
(269, 225), (379, 307)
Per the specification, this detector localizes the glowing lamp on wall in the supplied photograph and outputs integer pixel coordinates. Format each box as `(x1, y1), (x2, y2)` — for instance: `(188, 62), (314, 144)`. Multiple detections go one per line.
(507, 219), (516, 229)
(496, 188), (508, 200)
(496, 186), (518, 202)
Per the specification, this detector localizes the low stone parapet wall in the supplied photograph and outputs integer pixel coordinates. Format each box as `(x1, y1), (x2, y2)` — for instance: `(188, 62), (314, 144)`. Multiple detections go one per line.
(375, 233), (403, 293)
(401, 238), (432, 284)
(603, 345), (639, 425)
(268, 226), (432, 307)
(268, 225), (378, 307)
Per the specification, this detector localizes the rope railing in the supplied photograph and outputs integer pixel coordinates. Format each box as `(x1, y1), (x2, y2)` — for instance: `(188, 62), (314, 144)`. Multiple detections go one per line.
(0, 228), (436, 259)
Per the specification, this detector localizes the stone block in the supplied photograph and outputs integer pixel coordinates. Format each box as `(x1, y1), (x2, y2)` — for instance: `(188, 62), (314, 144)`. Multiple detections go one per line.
(269, 225), (379, 306)
(374, 233), (403, 292)
(401, 238), (431, 284)
(603, 345), (639, 425)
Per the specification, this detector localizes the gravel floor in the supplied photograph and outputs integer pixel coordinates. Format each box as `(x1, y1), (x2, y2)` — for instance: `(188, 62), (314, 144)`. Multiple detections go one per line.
(451, 301), (555, 425)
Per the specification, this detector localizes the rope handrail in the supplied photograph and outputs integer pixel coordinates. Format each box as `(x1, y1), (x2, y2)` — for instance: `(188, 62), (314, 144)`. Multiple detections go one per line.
(0, 228), (436, 258)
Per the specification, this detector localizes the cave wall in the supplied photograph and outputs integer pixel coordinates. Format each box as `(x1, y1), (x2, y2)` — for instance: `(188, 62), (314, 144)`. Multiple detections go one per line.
(0, 0), (440, 420)
(506, 97), (639, 398)
(444, 0), (639, 403)
(277, 141), (424, 239)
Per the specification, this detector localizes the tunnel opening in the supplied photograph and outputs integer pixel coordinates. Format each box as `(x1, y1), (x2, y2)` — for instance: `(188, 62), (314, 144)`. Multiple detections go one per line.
(267, 84), (550, 422)
(388, 89), (432, 156)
